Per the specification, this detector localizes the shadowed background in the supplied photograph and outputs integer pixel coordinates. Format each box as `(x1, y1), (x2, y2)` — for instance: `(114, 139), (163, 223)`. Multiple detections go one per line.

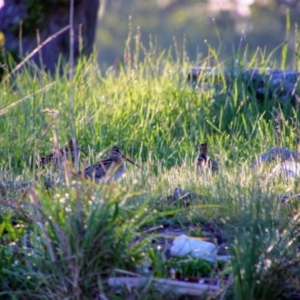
(96, 0), (300, 68)
(0, 0), (299, 73)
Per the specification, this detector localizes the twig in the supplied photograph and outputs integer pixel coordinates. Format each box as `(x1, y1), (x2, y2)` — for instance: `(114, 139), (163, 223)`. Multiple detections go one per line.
(69, 0), (78, 170)
(69, 0), (74, 83)
(0, 82), (56, 116)
(108, 276), (220, 296)
(208, 274), (234, 300)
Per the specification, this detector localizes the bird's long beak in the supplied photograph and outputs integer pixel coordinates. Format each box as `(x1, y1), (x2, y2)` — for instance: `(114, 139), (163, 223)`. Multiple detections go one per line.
(124, 156), (142, 169)
(78, 147), (89, 156)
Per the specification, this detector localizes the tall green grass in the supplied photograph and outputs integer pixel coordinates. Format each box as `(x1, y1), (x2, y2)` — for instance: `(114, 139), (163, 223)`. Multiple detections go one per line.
(0, 37), (300, 299)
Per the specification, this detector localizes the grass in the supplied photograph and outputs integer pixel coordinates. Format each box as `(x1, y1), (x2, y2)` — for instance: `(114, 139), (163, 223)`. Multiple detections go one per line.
(0, 38), (300, 299)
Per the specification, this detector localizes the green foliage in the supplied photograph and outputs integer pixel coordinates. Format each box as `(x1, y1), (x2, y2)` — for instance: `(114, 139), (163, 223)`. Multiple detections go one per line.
(230, 191), (300, 300)
(164, 256), (213, 278)
(0, 47), (18, 81)
(0, 214), (27, 292)
(0, 184), (152, 299)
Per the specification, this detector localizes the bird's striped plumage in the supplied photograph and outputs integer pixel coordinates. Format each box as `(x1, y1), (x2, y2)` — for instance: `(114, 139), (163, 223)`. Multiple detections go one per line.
(196, 143), (218, 174)
(80, 146), (141, 182)
(40, 139), (88, 168)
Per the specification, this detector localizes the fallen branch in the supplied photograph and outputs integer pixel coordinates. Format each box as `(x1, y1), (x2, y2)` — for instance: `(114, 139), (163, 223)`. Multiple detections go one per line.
(108, 276), (221, 297)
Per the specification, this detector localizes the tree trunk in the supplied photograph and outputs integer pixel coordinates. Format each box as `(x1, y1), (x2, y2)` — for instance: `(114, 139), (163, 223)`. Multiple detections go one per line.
(0, 0), (99, 74)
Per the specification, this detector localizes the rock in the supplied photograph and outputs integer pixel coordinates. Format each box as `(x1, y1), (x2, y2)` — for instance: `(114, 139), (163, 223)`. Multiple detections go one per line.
(216, 255), (231, 262)
(270, 161), (300, 178)
(250, 147), (299, 167)
(185, 67), (300, 106)
(170, 234), (217, 262)
(278, 193), (300, 203)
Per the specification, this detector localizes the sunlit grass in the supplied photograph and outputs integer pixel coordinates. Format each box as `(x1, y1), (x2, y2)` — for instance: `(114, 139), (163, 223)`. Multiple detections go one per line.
(0, 41), (300, 299)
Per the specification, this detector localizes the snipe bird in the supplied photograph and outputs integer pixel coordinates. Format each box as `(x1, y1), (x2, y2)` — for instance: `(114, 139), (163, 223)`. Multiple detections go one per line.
(196, 143), (218, 174)
(0, 180), (33, 197)
(80, 146), (142, 182)
(40, 139), (88, 168)
(0, 176), (54, 197)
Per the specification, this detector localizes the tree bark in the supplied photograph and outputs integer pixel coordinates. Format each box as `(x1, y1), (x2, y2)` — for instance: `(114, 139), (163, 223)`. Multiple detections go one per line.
(0, 0), (99, 74)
